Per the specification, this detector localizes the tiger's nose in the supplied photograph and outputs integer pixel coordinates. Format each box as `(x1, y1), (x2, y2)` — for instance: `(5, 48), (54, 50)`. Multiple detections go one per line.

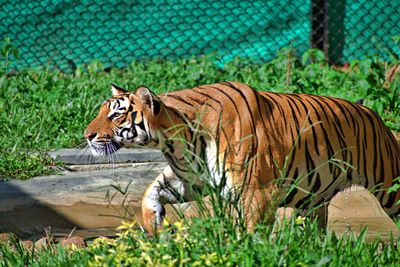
(85, 132), (97, 141)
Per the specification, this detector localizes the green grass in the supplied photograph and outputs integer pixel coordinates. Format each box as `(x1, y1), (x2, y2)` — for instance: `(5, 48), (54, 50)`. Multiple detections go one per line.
(0, 48), (400, 266)
(0, 217), (399, 266)
(0, 49), (399, 180)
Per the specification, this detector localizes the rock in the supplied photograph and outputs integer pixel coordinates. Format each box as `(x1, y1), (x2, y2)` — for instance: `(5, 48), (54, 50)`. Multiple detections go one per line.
(328, 186), (400, 241)
(0, 162), (167, 236)
(0, 232), (17, 243)
(21, 240), (33, 250)
(34, 237), (49, 250)
(59, 236), (86, 249)
(275, 207), (295, 223)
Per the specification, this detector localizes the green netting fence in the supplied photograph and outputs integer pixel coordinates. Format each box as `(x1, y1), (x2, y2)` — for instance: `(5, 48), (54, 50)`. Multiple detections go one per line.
(0, 1), (399, 72)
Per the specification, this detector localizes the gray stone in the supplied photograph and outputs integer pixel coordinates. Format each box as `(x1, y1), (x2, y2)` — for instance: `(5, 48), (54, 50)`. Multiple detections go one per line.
(48, 148), (165, 165)
(0, 162), (168, 237)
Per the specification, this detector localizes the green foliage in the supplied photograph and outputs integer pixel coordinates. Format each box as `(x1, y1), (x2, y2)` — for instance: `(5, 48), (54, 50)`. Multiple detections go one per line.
(0, 48), (399, 179)
(387, 177), (400, 194)
(1, 218), (399, 266)
(0, 56), (399, 261)
(0, 150), (58, 181)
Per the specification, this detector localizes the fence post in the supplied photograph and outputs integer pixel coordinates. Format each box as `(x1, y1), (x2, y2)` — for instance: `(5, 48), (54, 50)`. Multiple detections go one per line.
(310, 0), (325, 52)
(326, 0), (346, 64)
(311, 0), (346, 64)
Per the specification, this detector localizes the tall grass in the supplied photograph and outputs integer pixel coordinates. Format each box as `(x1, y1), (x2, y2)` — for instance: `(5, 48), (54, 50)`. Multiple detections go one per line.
(1, 48), (399, 179)
(1, 205), (399, 265)
(1, 63), (400, 264)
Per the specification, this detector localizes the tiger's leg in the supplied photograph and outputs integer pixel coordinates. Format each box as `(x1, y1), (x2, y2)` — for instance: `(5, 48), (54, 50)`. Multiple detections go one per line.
(310, 204), (329, 229)
(142, 166), (197, 234)
(241, 185), (279, 231)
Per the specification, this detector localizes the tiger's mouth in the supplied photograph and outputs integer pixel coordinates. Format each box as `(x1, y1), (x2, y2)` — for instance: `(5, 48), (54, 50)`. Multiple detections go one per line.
(87, 139), (122, 156)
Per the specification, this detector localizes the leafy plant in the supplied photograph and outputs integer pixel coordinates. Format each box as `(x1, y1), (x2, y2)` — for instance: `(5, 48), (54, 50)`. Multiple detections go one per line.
(0, 149), (59, 181)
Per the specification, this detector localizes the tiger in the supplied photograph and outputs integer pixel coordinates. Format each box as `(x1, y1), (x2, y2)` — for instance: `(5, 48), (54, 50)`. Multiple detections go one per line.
(84, 81), (400, 233)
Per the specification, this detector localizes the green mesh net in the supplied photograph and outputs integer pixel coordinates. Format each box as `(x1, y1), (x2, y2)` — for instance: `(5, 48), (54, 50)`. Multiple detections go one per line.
(0, 1), (399, 72)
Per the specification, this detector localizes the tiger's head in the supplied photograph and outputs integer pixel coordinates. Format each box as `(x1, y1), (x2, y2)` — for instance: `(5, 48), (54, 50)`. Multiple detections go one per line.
(84, 84), (161, 156)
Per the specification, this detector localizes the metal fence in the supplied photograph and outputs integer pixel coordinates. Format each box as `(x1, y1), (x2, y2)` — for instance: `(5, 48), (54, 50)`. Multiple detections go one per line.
(0, 1), (399, 72)
(311, 0), (400, 64)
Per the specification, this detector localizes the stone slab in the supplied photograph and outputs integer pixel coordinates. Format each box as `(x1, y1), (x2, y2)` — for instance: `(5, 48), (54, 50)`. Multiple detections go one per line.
(0, 162), (168, 237)
(327, 186), (399, 241)
(49, 148), (164, 165)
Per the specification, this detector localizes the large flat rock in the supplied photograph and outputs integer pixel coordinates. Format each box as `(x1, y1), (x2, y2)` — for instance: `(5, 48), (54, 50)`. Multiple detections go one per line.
(0, 162), (168, 237)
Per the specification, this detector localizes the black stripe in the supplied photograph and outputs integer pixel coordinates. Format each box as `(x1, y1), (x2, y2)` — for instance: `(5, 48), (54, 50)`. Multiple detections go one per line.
(211, 85), (243, 140)
(378, 132), (385, 186)
(262, 93), (287, 127)
(383, 191), (398, 209)
(284, 94), (302, 114)
(187, 95), (207, 106)
(284, 96), (301, 134)
(319, 98), (346, 138)
(248, 88), (271, 172)
(307, 96), (333, 127)
(136, 112), (146, 130)
(343, 105), (361, 173)
(167, 94), (193, 107)
(307, 96), (343, 171)
(223, 82), (258, 155)
(313, 173), (322, 192)
(285, 127), (298, 177)
(109, 113), (117, 120)
(345, 105), (358, 136)
(318, 172), (341, 197)
(364, 111), (377, 187)
(164, 140), (175, 153)
(191, 90), (221, 111)
(131, 111), (137, 122)
(346, 170), (353, 182)
(163, 152), (189, 173)
(284, 168), (299, 205)
(329, 97), (351, 126)
(317, 98), (349, 163)
(304, 140), (316, 185)
(293, 95), (321, 156)
(268, 146), (279, 177)
(385, 139), (394, 175)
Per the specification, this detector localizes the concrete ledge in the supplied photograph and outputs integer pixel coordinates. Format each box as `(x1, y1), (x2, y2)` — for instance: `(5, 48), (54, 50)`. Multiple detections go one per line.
(49, 148), (165, 165)
(0, 162), (168, 237)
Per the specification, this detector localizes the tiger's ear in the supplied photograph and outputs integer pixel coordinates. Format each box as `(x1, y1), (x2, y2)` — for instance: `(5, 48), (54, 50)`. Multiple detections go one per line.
(111, 83), (128, 96)
(135, 86), (161, 115)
